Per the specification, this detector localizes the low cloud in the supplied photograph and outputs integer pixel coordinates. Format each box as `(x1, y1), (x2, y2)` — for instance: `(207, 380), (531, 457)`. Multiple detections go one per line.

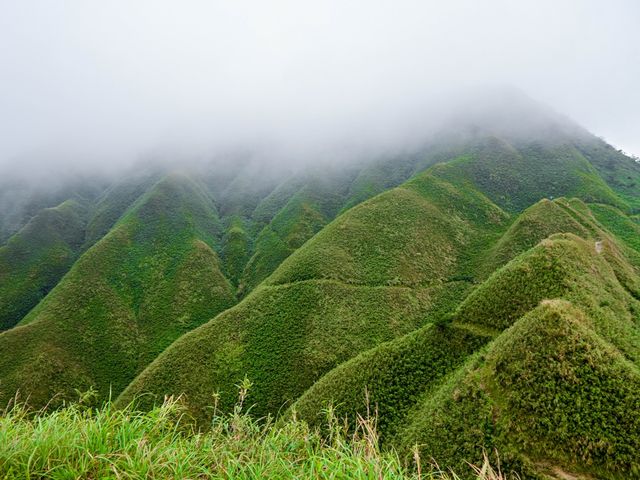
(1, 0), (638, 176)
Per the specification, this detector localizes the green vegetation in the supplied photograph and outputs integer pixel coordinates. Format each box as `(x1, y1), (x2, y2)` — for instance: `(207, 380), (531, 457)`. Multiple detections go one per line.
(589, 202), (640, 252)
(0, 394), (517, 480)
(221, 216), (252, 286)
(397, 300), (640, 479)
(0, 174), (236, 408)
(3, 106), (640, 478)
(0, 200), (86, 331)
(239, 190), (328, 294)
(0, 176), (104, 244)
(483, 198), (595, 273)
(434, 138), (625, 213)
(239, 167), (359, 294)
(575, 137), (640, 211)
(118, 280), (446, 421)
(117, 168), (509, 421)
(267, 169), (508, 287)
(292, 323), (492, 441)
(293, 233), (640, 479)
(83, 173), (159, 249)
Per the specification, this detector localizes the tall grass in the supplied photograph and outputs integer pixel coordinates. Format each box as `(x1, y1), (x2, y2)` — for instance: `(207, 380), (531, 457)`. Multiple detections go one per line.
(0, 387), (507, 479)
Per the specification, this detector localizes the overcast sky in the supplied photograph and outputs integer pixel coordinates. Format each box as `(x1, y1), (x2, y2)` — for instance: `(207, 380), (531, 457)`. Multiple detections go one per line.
(1, 0), (639, 172)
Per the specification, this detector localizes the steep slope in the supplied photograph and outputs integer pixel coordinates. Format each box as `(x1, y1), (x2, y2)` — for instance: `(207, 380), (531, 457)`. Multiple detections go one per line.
(239, 168), (359, 293)
(574, 137), (640, 212)
(118, 136), (638, 425)
(117, 169), (509, 420)
(483, 198), (592, 270)
(0, 174), (236, 408)
(589, 202), (640, 252)
(293, 231), (640, 478)
(83, 171), (160, 248)
(0, 200), (87, 331)
(397, 299), (640, 479)
(0, 174), (105, 244)
(291, 322), (492, 440)
(221, 216), (252, 287)
(433, 136), (625, 213)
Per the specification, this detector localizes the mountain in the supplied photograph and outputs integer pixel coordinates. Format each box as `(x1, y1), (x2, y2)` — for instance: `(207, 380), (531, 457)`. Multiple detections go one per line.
(293, 223), (640, 478)
(0, 199), (87, 331)
(117, 165), (508, 418)
(117, 148), (640, 431)
(1, 92), (640, 478)
(0, 174), (236, 407)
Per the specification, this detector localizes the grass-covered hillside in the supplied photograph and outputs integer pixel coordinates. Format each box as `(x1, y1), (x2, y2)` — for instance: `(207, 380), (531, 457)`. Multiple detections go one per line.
(117, 146), (640, 442)
(0, 174), (236, 408)
(2, 97), (640, 478)
(293, 230), (640, 479)
(0, 200), (87, 331)
(116, 166), (510, 420)
(238, 165), (360, 294)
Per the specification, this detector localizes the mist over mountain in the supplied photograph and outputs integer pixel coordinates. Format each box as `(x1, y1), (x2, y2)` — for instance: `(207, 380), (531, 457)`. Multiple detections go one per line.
(1, 0), (639, 174)
(1, 2), (640, 479)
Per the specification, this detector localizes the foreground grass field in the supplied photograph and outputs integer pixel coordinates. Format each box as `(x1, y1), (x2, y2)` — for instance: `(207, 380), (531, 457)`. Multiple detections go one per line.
(0, 392), (508, 480)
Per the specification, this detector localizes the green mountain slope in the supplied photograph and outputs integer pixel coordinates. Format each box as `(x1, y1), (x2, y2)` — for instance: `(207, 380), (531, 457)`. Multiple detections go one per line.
(83, 172), (160, 249)
(117, 136), (639, 427)
(234, 158), (427, 296)
(433, 137), (625, 213)
(589, 202), (640, 252)
(574, 137), (640, 211)
(239, 172), (352, 294)
(0, 200), (87, 331)
(293, 229), (640, 478)
(2, 93), (640, 477)
(117, 168), (509, 420)
(0, 174), (236, 408)
(397, 298), (640, 479)
(0, 175), (105, 244)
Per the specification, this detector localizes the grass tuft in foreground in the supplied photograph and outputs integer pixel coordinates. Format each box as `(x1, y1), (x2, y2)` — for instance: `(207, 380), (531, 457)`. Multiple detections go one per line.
(0, 390), (510, 479)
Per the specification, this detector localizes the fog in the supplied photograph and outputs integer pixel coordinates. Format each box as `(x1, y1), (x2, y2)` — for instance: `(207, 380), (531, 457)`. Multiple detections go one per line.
(1, 0), (639, 176)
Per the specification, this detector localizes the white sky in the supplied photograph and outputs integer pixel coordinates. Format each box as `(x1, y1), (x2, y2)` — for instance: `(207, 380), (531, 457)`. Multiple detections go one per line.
(0, 0), (639, 170)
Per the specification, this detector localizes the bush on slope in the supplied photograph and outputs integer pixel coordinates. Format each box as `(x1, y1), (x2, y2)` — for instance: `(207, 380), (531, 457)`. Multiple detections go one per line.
(117, 171), (508, 421)
(0, 200), (86, 331)
(0, 174), (236, 409)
